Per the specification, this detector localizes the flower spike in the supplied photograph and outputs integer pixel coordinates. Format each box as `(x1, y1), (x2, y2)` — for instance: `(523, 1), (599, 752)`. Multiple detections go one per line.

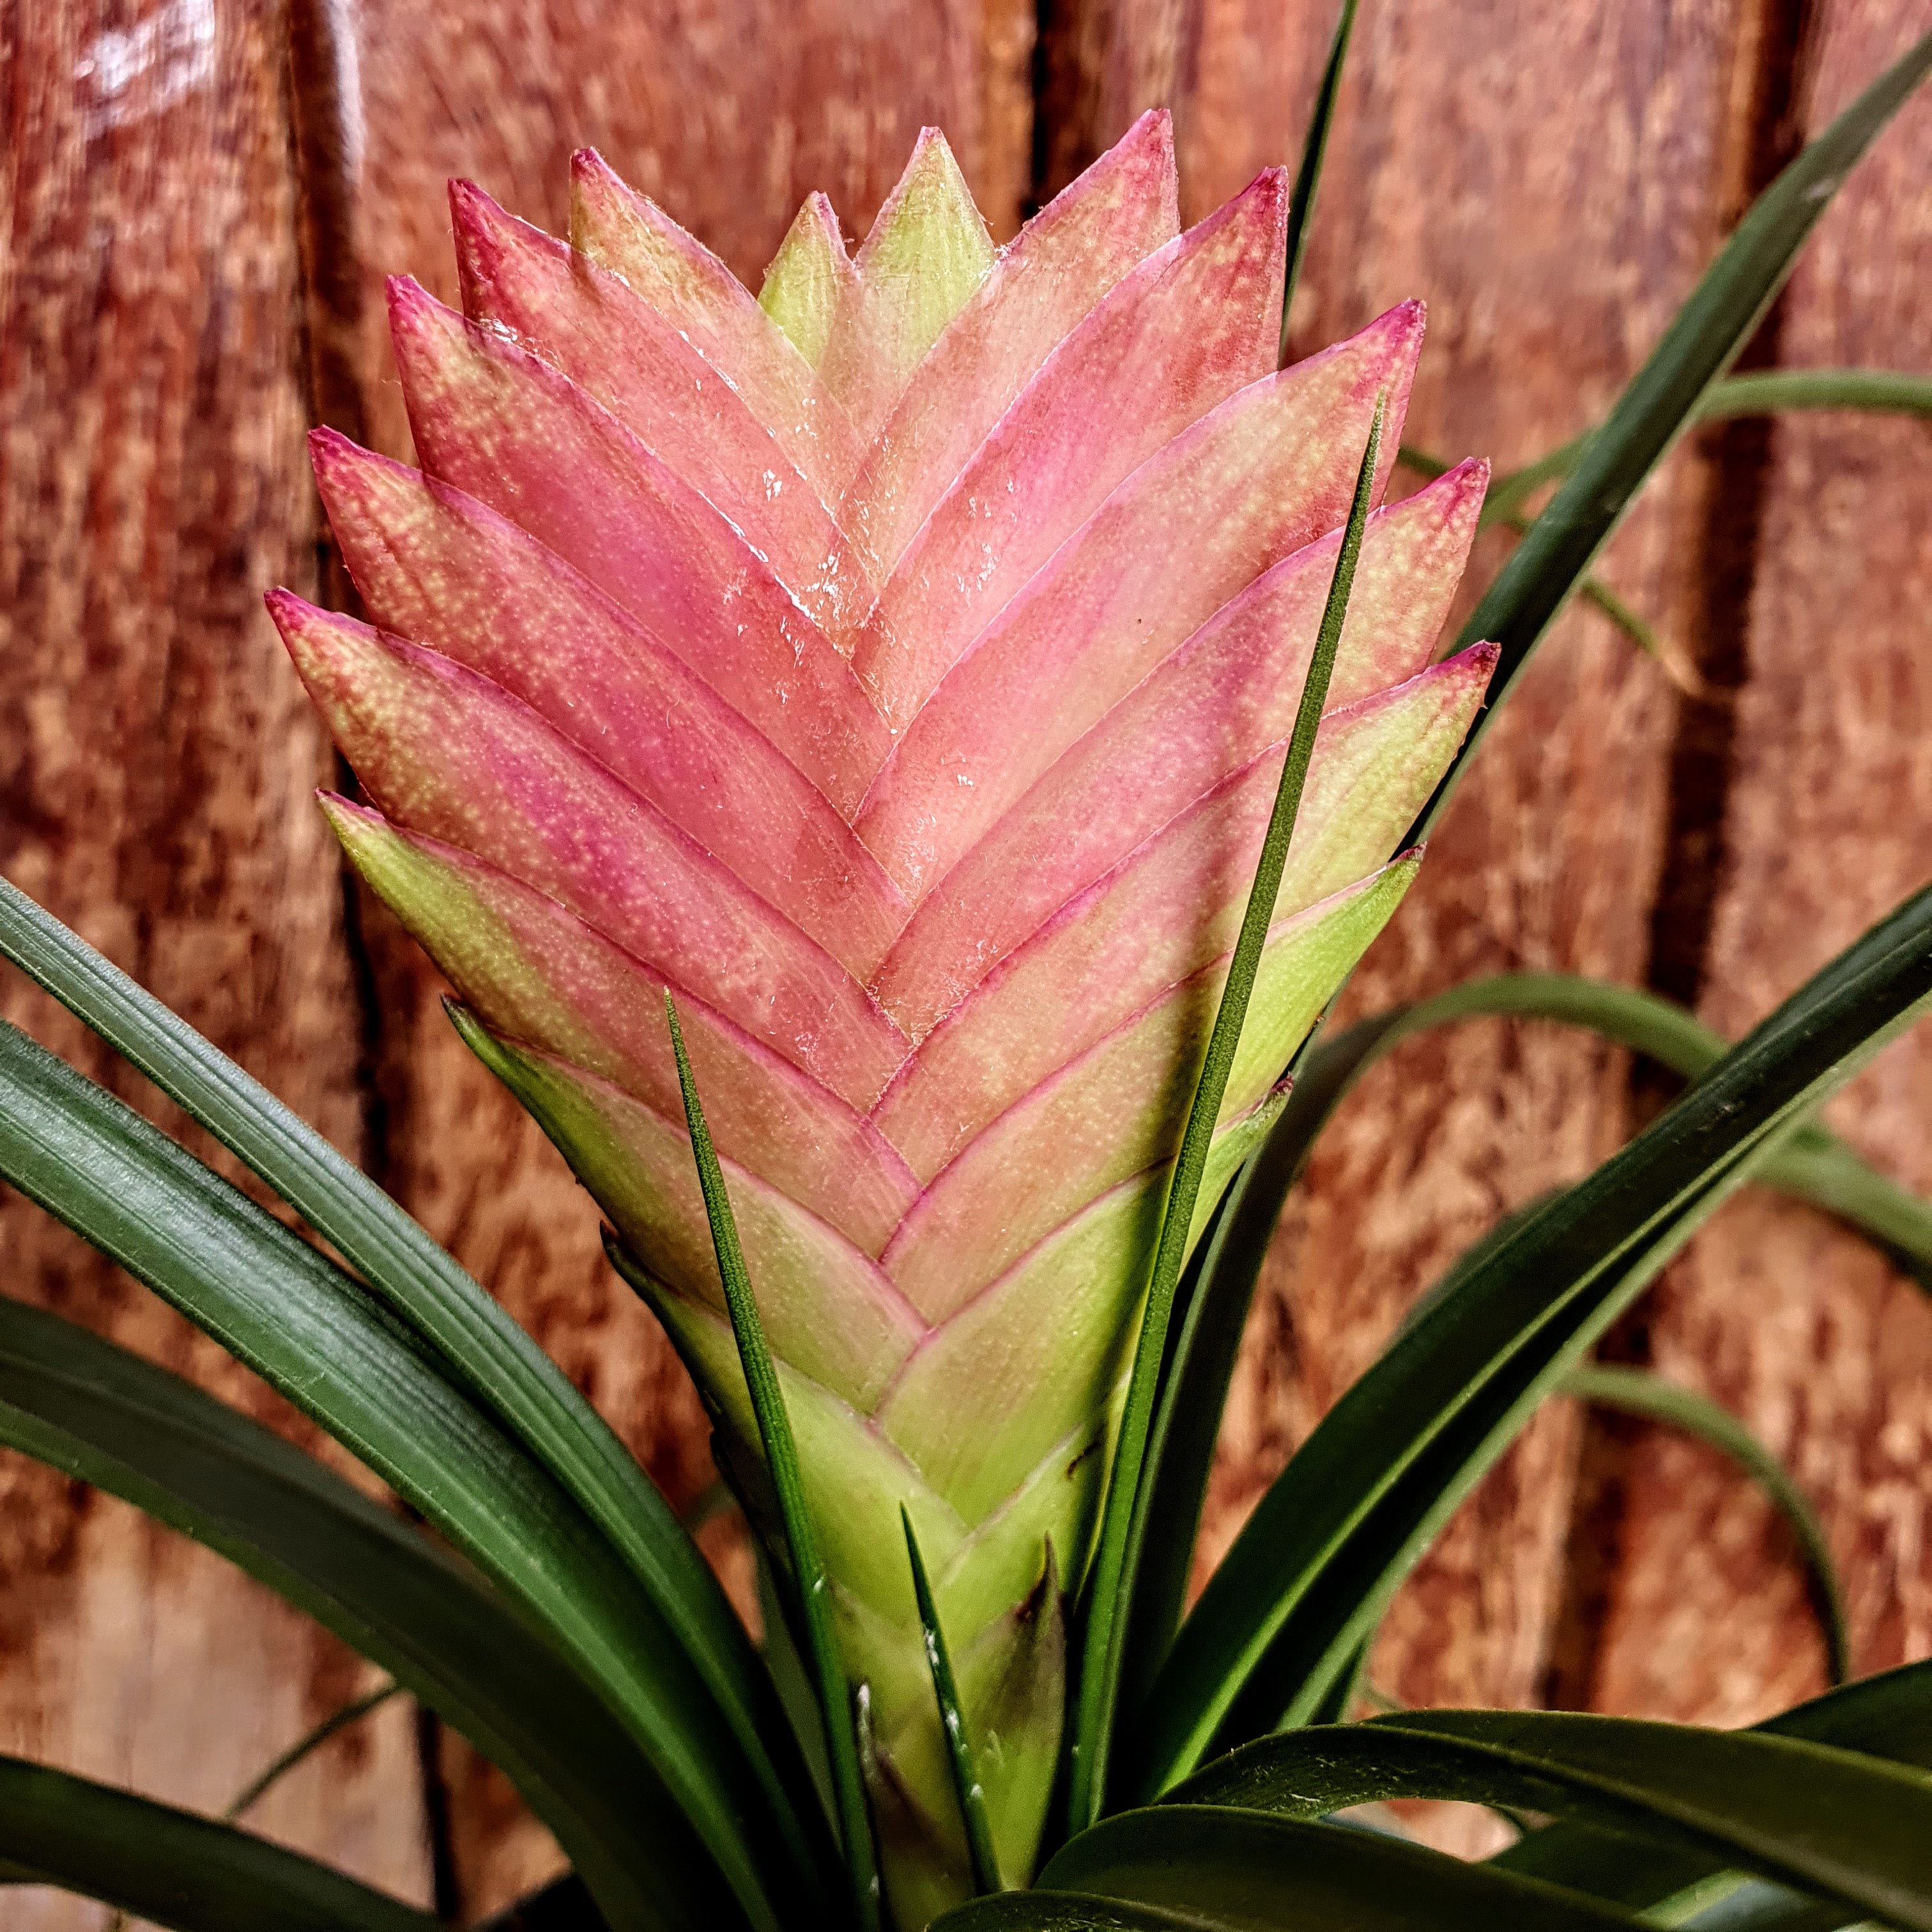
(277, 119), (1492, 1919)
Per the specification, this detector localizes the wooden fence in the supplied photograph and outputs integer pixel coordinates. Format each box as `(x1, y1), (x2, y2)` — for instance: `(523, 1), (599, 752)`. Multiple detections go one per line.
(3, 0), (1928, 1919)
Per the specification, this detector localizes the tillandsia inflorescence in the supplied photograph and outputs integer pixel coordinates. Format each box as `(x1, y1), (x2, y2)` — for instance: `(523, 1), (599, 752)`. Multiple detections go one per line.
(1, 24), (1929, 1932)
(270, 112), (1494, 1918)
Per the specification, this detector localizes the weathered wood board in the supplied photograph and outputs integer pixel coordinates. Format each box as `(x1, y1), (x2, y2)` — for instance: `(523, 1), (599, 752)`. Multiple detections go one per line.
(1573, 0), (1932, 1723)
(1, 0), (1926, 1919)
(2, 0), (429, 1922)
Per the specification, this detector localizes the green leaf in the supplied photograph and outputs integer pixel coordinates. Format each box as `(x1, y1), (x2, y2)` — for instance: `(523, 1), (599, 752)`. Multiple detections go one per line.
(1416, 31), (1932, 837)
(1279, 0), (1359, 362)
(1067, 397), (1388, 1831)
(224, 1683), (403, 1821)
(0, 1020), (777, 1932)
(1696, 364), (1932, 421)
(1129, 885), (1932, 1795)
(1492, 1660), (1932, 1917)
(1169, 1710), (1932, 1929)
(1116, 967), (1930, 1736)
(663, 994), (881, 1932)
(0, 1754), (439, 1932)
(0, 1287), (691, 1924)
(0, 878), (824, 1905)
(1031, 1805), (1644, 1929)
(1560, 1365), (1848, 1684)
(1572, 576), (1705, 695)
(930, 1896), (1220, 1929)
(1665, 1885), (1853, 1932)
(1480, 368), (1932, 526)
(903, 1505), (1005, 1896)
(1400, 445), (1703, 688)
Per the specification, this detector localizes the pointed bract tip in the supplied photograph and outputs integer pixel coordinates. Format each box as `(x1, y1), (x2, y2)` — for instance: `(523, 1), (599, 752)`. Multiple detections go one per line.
(450, 176), (556, 255)
(386, 276), (469, 366)
(896, 126), (959, 181)
(268, 588), (340, 682)
(1193, 163), (1289, 242)
(859, 123), (988, 269)
(385, 272), (440, 330)
(262, 583), (316, 634)
(802, 190), (848, 251)
(306, 422), (355, 468)
(266, 589), (379, 684)
(569, 146), (656, 217)
(316, 790), (386, 847)
(1414, 454), (1491, 512)
(1116, 105), (1177, 178)
(769, 189), (850, 266)
(307, 428), (417, 532)
(1248, 164), (1291, 208)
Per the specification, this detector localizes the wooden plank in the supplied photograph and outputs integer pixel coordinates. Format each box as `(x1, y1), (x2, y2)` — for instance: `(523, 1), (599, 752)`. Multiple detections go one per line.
(1040, 0), (1770, 1849)
(0, 0), (430, 1922)
(1575, 1), (1932, 1723)
(310, 2), (1032, 1910)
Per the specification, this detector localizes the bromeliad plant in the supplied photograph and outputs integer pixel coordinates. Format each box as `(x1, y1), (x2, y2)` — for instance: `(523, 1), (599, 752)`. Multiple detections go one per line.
(2, 17), (1931, 1932)
(280, 96), (1486, 1922)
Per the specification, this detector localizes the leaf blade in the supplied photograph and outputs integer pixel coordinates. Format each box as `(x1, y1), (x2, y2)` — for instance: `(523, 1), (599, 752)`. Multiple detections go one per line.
(664, 993), (881, 1932)
(1131, 885), (1932, 1791)
(1038, 1806), (1646, 1929)
(1560, 1365), (1848, 1683)
(903, 1505), (1005, 1896)
(1067, 397), (1388, 1829)
(0, 1294), (675, 1929)
(0, 1019), (776, 1931)
(1479, 368), (1932, 525)
(1278, 0), (1360, 362)
(0, 1754), (440, 1932)
(0, 878), (825, 1900)
(1118, 967), (1932, 1719)
(1170, 1711), (1932, 1929)
(1492, 1659), (1932, 1913)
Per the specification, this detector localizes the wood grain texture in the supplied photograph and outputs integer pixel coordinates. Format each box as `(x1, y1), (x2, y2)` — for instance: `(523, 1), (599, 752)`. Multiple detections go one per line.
(1050, 10), (1765, 1849)
(0, 0), (429, 1922)
(5, 0), (1929, 1917)
(1576, 0), (1932, 1723)
(305, 1), (1032, 1911)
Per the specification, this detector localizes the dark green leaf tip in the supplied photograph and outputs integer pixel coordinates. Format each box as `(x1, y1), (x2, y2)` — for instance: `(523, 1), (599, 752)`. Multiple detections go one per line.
(902, 1505), (1004, 1897)
(666, 994), (882, 1932)
(1280, 0), (1361, 365)
(1066, 394), (1387, 1832)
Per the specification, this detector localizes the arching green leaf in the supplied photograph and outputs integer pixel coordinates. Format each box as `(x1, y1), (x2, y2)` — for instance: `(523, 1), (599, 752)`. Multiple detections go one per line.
(1416, 31), (1932, 836)
(1129, 887), (1932, 1793)
(0, 1294), (674, 1930)
(0, 878), (824, 1909)
(0, 1754), (439, 1932)
(1561, 1365), (1847, 1683)
(0, 1018), (778, 1931)
(1169, 1710), (1932, 1929)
